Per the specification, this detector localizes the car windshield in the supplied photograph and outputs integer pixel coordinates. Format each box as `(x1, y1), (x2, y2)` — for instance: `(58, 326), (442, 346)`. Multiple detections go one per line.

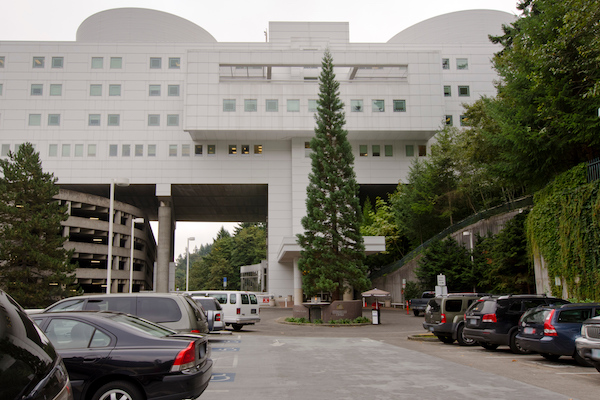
(468, 299), (496, 314)
(521, 308), (550, 324)
(195, 298), (217, 311)
(426, 298), (441, 313)
(105, 313), (176, 337)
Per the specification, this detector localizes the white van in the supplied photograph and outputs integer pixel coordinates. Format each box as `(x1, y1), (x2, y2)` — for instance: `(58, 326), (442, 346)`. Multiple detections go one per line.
(187, 290), (260, 331)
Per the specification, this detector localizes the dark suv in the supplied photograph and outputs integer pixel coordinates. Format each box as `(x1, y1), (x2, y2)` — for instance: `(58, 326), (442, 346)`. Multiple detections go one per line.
(423, 293), (485, 345)
(463, 294), (569, 354)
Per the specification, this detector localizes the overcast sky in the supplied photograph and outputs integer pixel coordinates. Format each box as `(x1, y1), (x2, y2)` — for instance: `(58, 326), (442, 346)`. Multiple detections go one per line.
(1, 0), (521, 258)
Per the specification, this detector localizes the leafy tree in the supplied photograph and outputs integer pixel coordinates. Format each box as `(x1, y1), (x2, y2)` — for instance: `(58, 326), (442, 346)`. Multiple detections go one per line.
(0, 143), (77, 307)
(297, 50), (368, 300)
(415, 238), (474, 292)
(174, 243), (212, 291)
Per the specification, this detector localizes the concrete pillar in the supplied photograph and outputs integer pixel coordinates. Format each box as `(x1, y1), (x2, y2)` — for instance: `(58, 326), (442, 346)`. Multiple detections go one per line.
(156, 200), (172, 293)
(293, 258), (303, 305)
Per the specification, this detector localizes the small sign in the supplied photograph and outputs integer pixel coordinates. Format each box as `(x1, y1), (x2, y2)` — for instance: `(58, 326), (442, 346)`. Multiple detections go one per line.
(437, 274), (446, 286)
(223, 277), (227, 288)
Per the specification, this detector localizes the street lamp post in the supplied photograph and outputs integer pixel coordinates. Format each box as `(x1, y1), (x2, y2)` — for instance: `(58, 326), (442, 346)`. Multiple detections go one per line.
(186, 237), (195, 291)
(129, 217), (144, 293)
(106, 178), (130, 294)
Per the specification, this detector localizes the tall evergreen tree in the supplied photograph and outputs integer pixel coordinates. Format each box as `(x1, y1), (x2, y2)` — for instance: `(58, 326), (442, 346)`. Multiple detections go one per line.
(0, 143), (77, 307)
(297, 50), (368, 300)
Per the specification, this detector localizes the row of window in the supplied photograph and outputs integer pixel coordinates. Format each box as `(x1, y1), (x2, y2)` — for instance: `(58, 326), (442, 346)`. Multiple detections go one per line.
(442, 58), (469, 70)
(19, 56), (181, 70)
(224, 99), (408, 113)
(24, 83), (180, 97)
(444, 85), (470, 97)
(27, 113), (180, 127)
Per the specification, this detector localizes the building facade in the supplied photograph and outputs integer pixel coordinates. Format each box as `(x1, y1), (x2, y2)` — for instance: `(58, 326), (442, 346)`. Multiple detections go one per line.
(0, 8), (513, 302)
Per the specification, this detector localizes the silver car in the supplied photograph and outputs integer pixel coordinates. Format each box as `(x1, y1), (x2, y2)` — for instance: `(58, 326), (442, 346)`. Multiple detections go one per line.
(575, 315), (600, 372)
(193, 296), (225, 332)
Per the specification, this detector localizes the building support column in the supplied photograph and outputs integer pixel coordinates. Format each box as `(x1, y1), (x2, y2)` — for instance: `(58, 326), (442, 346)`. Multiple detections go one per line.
(156, 199), (173, 293)
(293, 258), (303, 305)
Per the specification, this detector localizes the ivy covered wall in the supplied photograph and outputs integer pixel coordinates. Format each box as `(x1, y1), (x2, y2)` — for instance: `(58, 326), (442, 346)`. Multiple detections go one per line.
(526, 164), (600, 301)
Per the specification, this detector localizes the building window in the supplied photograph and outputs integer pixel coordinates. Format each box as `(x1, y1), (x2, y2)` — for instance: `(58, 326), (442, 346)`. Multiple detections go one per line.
(304, 141), (311, 158)
(182, 144), (190, 156)
(240, 144), (249, 155)
(169, 145), (178, 157)
(460, 115), (469, 126)
(245, 99), (257, 112)
(122, 144), (130, 157)
(88, 114), (101, 126)
(109, 144), (118, 157)
(61, 144), (71, 157)
(308, 99), (318, 112)
(29, 114), (41, 126)
(91, 57), (103, 69)
(135, 144), (143, 157)
(148, 144), (156, 157)
(48, 144), (57, 157)
(457, 58), (468, 70)
(149, 85), (161, 96)
(393, 100), (406, 112)
(228, 145), (237, 155)
(351, 100), (363, 112)
(169, 58), (180, 69)
(442, 58), (450, 70)
(168, 85), (180, 96)
(385, 145), (393, 157)
(33, 57), (45, 68)
(444, 86), (451, 97)
(51, 57), (64, 68)
(372, 100), (385, 112)
(195, 145), (203, 156)
(110, 57), (122, 69)
(359, 145), (368, 157)
(458, 86), (470, 97)
(406, 145), (414, 157)
(107, 114), (120, 126)
(0, 144), (9, 157)
(445, 115), (453, 126)
(109, 84), (121, 96)
(372, 145), (381, 157)
(167, 114), (179, 126)
(266, 99), (278, 112)
(48, 114), (60, 126)
(418, 145), (427, 157)
(31, 84), (43, 96)
(49, 84), (62, 96)
(287, 99), (300, 112)
(74, 144), (83, 157)
(148, 114), (160, 126)
(223, 99), (236, 112)
(150, 57), (161, 69)
(87, 144), (97, 157)
(207, 144), (216, 155)
(254, 144), (263, 155)
(90, 84), (102, 96)
(0, 56), (5, 67)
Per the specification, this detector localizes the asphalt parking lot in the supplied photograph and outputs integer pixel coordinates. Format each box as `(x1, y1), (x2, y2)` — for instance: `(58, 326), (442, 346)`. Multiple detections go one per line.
(201, 307), (599, 400)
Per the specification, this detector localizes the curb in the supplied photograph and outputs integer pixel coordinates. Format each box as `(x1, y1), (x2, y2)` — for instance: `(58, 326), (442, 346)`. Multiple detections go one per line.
(407, 333), (439, 342)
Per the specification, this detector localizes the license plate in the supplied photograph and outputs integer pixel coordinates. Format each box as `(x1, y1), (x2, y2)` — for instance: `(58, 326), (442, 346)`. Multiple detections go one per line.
(592, 349), (600, 360)
(429, 327), (434, 332)
(524, 327), (535, 335)
(469, 318), (477, 325)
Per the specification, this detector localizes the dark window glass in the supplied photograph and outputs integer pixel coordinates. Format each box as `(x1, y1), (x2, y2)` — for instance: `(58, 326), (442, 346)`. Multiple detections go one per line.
(445, 299), (462, 312)
(241, 294), (250, 304)
(137, 298), (182, 323)
(557, 309), (591, 323)
(230, 294), (237, 304)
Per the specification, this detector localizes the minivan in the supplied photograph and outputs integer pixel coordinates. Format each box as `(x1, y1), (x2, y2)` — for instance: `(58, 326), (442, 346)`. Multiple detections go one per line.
(187, 290), (260, 331)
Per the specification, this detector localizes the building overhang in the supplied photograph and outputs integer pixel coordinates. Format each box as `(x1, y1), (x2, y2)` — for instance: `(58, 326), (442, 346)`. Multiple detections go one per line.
(277, 236), (386, 263)
(187, 129), (437, 142)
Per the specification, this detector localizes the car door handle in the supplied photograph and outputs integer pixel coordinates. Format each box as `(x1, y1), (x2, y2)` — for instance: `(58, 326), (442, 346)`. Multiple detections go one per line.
(83, 357), (99, 363)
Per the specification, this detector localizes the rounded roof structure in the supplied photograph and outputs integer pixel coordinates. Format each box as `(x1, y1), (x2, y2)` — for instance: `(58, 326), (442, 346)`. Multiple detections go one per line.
(76, 8), (217, 43)
(388, 10), (515, 44)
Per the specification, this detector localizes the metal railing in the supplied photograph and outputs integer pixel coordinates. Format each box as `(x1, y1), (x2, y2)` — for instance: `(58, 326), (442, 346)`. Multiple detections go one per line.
(587, 158), (600, 183)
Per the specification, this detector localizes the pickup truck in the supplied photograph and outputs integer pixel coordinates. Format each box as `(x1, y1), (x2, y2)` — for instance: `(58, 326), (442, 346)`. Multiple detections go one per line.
(409, 291), (435, 316)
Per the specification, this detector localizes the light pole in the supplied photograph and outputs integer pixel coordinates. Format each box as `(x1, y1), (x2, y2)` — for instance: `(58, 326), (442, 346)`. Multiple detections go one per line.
(463, 230), (475, 292)
(106, 178), (130, 294)
(129, 217), (144, 293)
(186, 236), (195, 291)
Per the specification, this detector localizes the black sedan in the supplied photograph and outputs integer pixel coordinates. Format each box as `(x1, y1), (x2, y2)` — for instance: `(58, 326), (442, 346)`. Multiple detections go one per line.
(32, 311), (213, 400)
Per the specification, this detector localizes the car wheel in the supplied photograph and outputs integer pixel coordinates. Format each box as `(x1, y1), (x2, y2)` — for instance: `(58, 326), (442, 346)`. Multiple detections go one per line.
(231, 324), (244, 331)
(456, 324), (476, 346)
(92, 381), (143, 400)
(413, 310), (420, 317)
(574, 351), (593, 367)
(540, 353), (561, 362)
(509, 331), (530, 354)
(480, 342), (499, 350)
(436, 335), (455, 344)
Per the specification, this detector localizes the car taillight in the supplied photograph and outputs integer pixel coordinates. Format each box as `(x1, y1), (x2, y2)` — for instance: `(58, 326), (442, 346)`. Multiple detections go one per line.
(171, 341), (196, 372)
(190, 329), (200, 333)
(544, 309), (557, 336)
(215, 313), (221, 321)
(482, 313), (497, 323)
(440, 313), (446, 324)
(236, 308), (241, 315)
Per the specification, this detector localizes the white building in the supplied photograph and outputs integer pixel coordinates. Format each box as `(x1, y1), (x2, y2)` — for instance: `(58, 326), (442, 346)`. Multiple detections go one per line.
(0, 8), (514, 303)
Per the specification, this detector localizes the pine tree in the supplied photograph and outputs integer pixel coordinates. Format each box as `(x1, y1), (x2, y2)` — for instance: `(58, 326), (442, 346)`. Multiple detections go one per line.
(0, 143), (77, 307)
(297, 50), (369, 300)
